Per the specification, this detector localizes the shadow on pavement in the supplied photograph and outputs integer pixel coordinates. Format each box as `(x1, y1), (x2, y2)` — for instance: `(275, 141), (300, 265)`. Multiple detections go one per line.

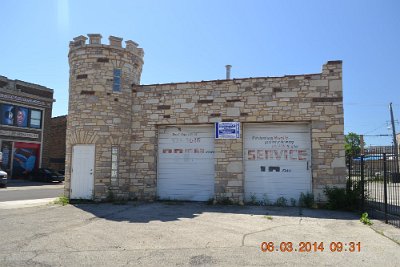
(72, 201), (359, 223)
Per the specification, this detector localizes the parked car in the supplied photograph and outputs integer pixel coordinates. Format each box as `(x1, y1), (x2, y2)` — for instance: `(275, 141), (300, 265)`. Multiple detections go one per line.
(0, 169), (7, 188)
(353, 154), (383, 161)
(30, 168), (64, 182)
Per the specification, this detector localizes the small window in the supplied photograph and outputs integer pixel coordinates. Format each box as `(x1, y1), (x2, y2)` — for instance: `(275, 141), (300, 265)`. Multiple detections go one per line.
(113, 69), (121, 92)
(111, 146), (119, 181)
(30, 110), (42, 129)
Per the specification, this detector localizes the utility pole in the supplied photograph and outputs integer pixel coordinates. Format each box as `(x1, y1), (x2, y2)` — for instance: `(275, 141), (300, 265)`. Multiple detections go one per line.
(389, 102), (399, 173)
(360, 134), (365, 154)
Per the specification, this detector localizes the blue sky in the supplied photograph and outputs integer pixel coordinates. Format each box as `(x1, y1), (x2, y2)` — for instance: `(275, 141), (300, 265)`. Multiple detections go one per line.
(0, 0), (399, 146)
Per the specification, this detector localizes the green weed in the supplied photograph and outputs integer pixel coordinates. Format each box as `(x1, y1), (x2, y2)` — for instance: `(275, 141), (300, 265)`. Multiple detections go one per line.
(53, 196), (69, 206)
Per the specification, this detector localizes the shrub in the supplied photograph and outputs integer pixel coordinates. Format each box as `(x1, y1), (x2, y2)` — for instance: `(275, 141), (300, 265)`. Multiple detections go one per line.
(324, 180), (362, 210)
(324, 187), (347, 210)
(249, 193), (258, 205)
(275, 197), (288, 207)
(290, 198), (297, 207)
(299, 192), (314, 208)
(216, 197), (234, 205)
(107, 190), (115, 202)
(262, 193), (272, 206)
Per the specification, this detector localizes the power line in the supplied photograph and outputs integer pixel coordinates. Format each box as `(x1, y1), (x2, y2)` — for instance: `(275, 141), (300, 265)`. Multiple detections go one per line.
(363, 123), (389, 135)
(345, 102), (400, 107)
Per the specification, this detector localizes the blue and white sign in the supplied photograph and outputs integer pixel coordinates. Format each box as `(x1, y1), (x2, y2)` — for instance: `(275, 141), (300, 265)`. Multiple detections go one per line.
(215, 122), (240, 139)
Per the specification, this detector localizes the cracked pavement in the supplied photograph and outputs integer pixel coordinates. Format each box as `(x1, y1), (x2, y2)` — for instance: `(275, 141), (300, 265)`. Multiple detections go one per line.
(0, 202), (399, 266)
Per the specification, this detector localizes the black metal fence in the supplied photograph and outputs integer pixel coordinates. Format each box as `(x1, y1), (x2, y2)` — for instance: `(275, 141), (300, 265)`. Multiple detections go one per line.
(347, 146), (400, 228)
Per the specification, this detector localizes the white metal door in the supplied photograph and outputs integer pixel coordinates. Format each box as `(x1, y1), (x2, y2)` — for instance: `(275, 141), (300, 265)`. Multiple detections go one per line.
(158, 125), (215, 201)
(244, 124), (311, 203)
(71, 144), (95, 199)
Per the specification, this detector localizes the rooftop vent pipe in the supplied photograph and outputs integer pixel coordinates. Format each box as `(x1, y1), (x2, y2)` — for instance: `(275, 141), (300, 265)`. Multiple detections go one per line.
(225, 65), (232, 79)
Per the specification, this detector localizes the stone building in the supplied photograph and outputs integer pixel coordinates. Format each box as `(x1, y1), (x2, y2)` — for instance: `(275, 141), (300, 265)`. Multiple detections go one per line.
(0, 76), (54, 178)
(65, 34), (345, 204)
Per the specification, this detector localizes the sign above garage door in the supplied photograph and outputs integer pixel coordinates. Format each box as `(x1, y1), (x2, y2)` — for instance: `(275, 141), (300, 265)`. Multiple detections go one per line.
(244, 123), (312, 203)
(215, 122), (240, 139)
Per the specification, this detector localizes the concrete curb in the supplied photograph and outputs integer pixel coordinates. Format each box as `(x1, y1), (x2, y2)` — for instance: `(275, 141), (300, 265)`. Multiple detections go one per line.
(370, 220), (400, 245)
(3, 185), (64, 191)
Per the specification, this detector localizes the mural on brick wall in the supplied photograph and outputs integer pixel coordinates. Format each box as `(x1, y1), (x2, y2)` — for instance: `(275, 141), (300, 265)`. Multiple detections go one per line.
(12, 142), (40, 179)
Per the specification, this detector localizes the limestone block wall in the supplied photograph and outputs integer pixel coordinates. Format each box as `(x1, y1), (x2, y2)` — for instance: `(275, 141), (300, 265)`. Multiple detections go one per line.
(214, 136), (244, 203)
(131, 61), (345, 202)
(65, 34), (144, 200)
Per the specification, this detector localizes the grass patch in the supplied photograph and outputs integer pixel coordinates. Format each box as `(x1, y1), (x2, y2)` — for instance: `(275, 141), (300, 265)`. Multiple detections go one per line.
(264, 215), (273, 220)
(53, 196), (69, 206)
(360, 212), (373, 225)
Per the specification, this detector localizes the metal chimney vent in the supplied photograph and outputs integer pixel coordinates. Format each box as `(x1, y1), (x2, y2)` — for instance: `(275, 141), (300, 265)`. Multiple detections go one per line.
(225, 65), (232, 79)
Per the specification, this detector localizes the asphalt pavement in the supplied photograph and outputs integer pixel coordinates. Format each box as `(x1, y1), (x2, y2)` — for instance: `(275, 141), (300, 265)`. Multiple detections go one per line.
(0, 202), (399, 266)
(0, 180), (64, 202)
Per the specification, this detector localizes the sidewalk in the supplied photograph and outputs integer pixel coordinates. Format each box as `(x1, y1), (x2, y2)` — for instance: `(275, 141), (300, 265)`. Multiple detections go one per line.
(0, 198), (58, 209)
(371, 219), (400, 245)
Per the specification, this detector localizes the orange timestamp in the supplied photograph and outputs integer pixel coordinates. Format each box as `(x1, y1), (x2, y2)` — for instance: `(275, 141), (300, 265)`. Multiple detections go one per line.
(261, 241), (361, 253)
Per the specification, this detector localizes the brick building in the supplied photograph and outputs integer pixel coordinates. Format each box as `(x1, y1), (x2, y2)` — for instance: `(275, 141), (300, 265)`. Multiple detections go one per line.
(65, 34), (345, 204)
(48, 115), (67, 171)
(0, 76), (54, 178)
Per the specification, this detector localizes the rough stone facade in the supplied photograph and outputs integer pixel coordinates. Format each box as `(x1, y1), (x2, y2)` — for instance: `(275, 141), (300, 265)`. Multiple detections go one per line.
(65, 34), (345, 203)
(66, 34), (144, 199)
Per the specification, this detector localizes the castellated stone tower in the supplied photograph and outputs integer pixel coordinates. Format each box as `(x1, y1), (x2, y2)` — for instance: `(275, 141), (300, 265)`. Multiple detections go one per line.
(65, 34), (144, 200)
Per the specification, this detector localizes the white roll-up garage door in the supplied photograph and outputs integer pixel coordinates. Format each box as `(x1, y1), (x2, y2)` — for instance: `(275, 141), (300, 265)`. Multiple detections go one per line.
(157, 125), (215, 201)
(244, 123), (312, 203)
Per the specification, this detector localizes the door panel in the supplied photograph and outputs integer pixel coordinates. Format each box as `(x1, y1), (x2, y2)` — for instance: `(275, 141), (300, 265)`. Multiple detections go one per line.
(157, 125), (215, 201)
(71, 145), (95, 199)
(244, 124), (312, 203)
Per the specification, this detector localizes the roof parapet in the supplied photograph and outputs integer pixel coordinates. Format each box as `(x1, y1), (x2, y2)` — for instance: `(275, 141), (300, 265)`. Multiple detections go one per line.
(88, 33), (102, 44)
(109, 36), (123, 48)
(69, 34), (144, 58)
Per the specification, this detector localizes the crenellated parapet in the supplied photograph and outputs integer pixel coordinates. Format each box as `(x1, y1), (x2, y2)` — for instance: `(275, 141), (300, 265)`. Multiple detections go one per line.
(68, 34), (144, 60)
(68, 34), (144, 87)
